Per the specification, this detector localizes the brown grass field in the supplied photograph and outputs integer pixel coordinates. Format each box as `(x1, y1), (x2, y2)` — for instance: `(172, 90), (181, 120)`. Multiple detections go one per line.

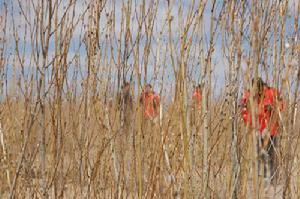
(1, 97), (299, 198)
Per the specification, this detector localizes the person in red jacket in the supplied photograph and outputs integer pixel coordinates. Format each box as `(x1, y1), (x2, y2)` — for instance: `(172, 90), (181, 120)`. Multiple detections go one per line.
(241, 77), (283, 183)
(190, 84), (202, 126)
(192, 84), (202, 110)
(139, 84), (160, 186)
(140, 84), (160, 120)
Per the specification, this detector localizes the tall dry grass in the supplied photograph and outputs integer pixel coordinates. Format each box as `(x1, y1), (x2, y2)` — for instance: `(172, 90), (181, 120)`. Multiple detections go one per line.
(0, 0), (299, 198)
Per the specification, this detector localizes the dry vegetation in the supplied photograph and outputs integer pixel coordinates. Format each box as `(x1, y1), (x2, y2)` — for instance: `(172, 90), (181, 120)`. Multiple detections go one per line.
(0, 0), (299, 198)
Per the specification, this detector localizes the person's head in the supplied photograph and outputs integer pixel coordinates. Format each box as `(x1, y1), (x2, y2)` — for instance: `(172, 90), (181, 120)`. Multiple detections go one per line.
(194, 84), (202, 92)
(123, 82), (130, 92)
(145, 84), (152, 94)
(252, 77), (267, 96)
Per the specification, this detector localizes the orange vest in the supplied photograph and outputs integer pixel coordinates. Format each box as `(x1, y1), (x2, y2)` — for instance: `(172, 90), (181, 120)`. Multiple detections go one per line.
(141, 92), (160, 119)
(192, 90), (202, 109)
(241, 87), (283, 136)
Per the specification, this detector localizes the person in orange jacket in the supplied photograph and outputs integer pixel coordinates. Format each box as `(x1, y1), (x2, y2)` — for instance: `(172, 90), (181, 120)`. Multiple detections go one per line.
(241, 79), (283, 137)
(139, 84), (160, 186)
(140, 84), (160, 120)
(192, 84), (202, 110)
(190, 84), (202, 126)
(241, 77), (283, 182)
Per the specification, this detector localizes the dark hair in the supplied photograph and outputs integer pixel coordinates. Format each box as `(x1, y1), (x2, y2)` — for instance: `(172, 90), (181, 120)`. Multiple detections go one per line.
(252, 77), (266, 86)
(194, 84), (202, 91)
(252, 77), (267, 95)
(146, 84), (152, 88)
(122, 81), (130, 89)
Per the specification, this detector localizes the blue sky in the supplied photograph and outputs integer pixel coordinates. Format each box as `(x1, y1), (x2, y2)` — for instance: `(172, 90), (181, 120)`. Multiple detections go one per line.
(1, 0), (299, 101)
